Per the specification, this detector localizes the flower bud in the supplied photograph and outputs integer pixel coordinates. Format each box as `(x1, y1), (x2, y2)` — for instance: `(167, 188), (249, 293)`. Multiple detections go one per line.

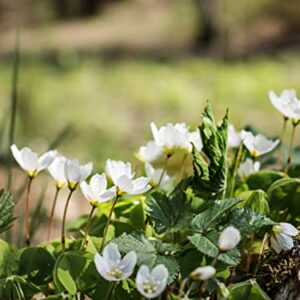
(191, 265), (216, 281)
(218, 226), (241, 251)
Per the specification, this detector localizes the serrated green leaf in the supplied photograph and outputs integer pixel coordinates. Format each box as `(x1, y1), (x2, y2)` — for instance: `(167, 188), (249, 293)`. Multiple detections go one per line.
(191, 198), (243, 233)
(218, 248), (240, 266)
(0, 190), (16, 234)
(188, 234), (219, 257)
(113, 232), (180, 283)
(146, 191), (192, 234)
(0, 239), (18, 277)
(228, 208), (275, 237)
(192, 103), (228, 198)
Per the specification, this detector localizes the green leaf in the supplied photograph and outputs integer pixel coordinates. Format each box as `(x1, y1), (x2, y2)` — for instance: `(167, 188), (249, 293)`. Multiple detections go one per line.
(218, 248), (240, 266)
(191, 198), (243, 233)
(247, 171), (285, 192)
(0, 239), (18, 277)
(188, 234), (219, 257)
(53, 251), (98, 294)
(113, 232), (180, 283)
(228, 208), (275, 237)
(267, 178), (300, 219)
(192, 103), (228, 198)
(228, 279), (271, 300)
(0, 190), (16, 234)
(239, 190), (270, 215)
(146, 191), (192, 234)
(18, 247), (55, 286)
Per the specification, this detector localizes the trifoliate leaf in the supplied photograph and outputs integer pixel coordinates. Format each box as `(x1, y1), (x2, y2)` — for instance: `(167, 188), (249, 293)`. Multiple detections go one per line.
(146, 190), (192, 234)
(113, 232), (180, 283)
(188, 234), (219, 257)
(218, 248), (240, 266)
(228, 208), (275, 237)
(191, 198), (243, 233)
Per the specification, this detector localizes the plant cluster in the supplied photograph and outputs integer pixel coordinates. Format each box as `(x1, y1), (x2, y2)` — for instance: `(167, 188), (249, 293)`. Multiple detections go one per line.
(1, 89), (300, 300)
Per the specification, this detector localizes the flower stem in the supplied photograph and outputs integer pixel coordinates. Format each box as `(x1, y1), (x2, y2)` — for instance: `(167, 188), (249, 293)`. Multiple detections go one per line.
(47, 187), (60, 244)
(100, 195), (119, 251)
(178, 277), (189, 298)
(276, 117), (288, 168)
(284, 123), (297, 174)
(157, 155), (171, 188)
(25, 177), (33, 247)
(81, 205), (96, 251)
(254, 233), (268, 276)
(61, 189), (74, 252)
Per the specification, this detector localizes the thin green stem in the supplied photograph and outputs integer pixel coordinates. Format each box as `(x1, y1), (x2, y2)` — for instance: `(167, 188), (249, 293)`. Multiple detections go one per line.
(284, 124), (297, 174)
(254, 233), (268, 276)
(178, 277), (189, 298)
(25, 177), (33, 247)
(81, 205), (96, 251)
(276, 117), (288, 169)
(61, 189), (75, 252)
(100, 195), (119, 251)
(47, 187), (60, 244)
(226, 142), (244, 198)
(157, 155), (171, 188)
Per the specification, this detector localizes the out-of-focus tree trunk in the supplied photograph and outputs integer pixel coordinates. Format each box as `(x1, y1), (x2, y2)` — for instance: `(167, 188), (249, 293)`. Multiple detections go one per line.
(193, 0), (219, 51)
(55, 0), (69, 19)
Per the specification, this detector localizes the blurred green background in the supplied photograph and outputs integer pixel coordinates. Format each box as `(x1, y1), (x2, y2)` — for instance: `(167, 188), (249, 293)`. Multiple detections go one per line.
(0, 0), (299, 164)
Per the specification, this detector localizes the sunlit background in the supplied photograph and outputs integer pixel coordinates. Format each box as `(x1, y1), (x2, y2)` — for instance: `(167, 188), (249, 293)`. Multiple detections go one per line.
(0, 0), (300, 165)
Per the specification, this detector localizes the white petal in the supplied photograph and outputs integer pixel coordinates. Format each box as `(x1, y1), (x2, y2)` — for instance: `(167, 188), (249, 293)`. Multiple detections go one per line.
(10, 144), (24, 169)
(120, 251), (137, 279)
(90, 173), (107, 194)
(80, 162), (93, 181)
(116, 175), (133, 193)
(48, 156), (67, 183)
(280, 222), (298, 236)
(94, 253), (116, 281)
(276, 233), (294, 251)
(270, 235), (282, 254)
(103, 243), (121, 264)
(65, 160), (81, 183)
(20, 147), (39, 172)
(139, 141), (163, 162)
(131, 177), (151, 195)
(80, 181), (93, 201)
(151, 264), (169, 282)
(99, 186), (117, 202)
(38, 150), (57, 171)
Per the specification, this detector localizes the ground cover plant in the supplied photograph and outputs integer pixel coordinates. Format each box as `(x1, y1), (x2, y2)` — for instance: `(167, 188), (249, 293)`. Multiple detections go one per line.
(0, 89), (300, 300)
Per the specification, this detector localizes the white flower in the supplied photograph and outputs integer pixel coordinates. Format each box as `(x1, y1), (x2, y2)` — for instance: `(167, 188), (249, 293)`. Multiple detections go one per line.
(94, 243), (137, 281)
(105, 159), (151, 195)
(269, 89), (300, 120)
(80, 173), (116, 207)
(270, 222), (298, 254)
(218, 226), (241, 251)
(138, 141), (163, 163)
(242, 131), (279, 158)
(238, 158), (260, 178)
(64, 159), (93, 190)
(48, 156), (67, 189)
(136, 264), (169, 299)
(145, 163), (171, 188)
(151, 122), (202, 153)
(10, 144), (57, 178)
(191, 265), (216, 281)
(228, 124), (243, 148)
